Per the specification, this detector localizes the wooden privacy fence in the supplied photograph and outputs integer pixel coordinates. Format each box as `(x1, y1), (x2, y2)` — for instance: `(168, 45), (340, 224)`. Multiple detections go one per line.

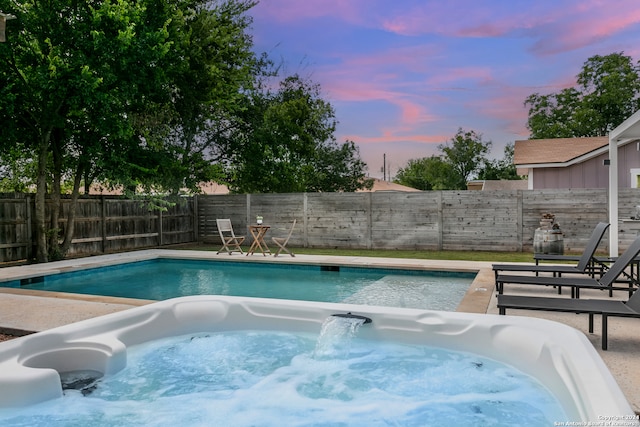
(196, 188), (640, 254)
(0, 194), (195, 263)
(3, 188), (640, 263)
(0, 194), (31, 263)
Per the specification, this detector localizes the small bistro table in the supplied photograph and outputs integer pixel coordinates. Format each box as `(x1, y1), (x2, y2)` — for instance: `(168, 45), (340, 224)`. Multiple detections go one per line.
(247, 224), (271, 256)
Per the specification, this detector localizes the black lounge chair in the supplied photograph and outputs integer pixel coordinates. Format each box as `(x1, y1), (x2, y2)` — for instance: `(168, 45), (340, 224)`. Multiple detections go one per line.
(497, 284), (640, 350)
(495, 235), (640, 298)
(492, 222), (610, 284)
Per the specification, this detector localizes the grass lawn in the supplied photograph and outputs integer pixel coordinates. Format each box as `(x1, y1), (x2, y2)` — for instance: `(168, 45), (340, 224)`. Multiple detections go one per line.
(291, 248), (538, 262)
(175, 244), (572, 263)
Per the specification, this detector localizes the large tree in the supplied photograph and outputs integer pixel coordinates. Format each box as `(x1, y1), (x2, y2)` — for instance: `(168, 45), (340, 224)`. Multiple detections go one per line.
(0, 0), (259, 261)
(438, 128), (491, 190)
(140, 0), (260, 194)
(0, 0), (171, 261)
(394, 128), (491, 190)
(394, 156), (452, 191)
(226, 74), (373, 193)
(308, 139), (371, 192)
(525, 52), (640, 138)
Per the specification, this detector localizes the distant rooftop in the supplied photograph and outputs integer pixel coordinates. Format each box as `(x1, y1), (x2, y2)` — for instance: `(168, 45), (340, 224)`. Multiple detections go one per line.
(358, 178), (421, 192)
(467, 180), (528, 191)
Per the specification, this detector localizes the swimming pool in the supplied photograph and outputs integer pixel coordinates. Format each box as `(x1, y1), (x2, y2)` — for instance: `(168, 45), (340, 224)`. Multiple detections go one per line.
(0, 295), (635, 423)
(8, 258), (475, 311)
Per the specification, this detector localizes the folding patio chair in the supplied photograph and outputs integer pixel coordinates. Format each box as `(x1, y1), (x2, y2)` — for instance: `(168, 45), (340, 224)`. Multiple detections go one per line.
(272, 219), (296, 257)
(216, 219), (245, 255)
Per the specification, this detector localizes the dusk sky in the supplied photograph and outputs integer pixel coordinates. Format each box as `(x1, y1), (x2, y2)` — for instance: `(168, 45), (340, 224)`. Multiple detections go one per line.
(248, 0), (640, 179)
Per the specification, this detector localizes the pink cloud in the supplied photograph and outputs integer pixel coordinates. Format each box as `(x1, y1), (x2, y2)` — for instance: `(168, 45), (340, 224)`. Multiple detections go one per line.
(316, 47), (522, 153)
(425, 66), (494, 88)
(315, 47), (446, 127)
(374, 0), (640, 56)
(254, 0), (640, 57)
(252, 0), (371, 26)
(467, 84), (532, 137)
(380, 1), (539, 38)
(327, 77), (440, 129)
(530, 2), (640, 55)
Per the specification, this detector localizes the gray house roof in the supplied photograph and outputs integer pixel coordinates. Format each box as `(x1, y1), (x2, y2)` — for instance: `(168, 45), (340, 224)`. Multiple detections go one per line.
(514, 137), (608, 167)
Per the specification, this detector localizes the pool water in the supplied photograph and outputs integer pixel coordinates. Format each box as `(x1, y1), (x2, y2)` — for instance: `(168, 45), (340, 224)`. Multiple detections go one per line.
(18, 259), (474, 311)
(0, 320), (566, 426)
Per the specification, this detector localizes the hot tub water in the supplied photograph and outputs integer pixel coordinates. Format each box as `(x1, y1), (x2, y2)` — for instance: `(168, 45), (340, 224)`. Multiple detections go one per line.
(0, 315), (566, 426)
(0, 295), (634, 423)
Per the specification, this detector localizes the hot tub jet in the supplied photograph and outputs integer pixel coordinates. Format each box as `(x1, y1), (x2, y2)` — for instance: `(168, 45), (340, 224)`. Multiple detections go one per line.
(330, 312), (372, 324)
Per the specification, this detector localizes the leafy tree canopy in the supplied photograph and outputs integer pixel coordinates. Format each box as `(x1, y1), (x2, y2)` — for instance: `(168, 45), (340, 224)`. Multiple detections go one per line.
(395, 128), (492, 190)
(477, 143), (522, 181)
(0, 0), (259, 261)
(0, 0), (372, 263)
(394, 156), (452, 191)
(525, 52), (640, 138)
(438, 128), (491, 190)
(226, 74), (373, 193)
(394, 128), (491, 190)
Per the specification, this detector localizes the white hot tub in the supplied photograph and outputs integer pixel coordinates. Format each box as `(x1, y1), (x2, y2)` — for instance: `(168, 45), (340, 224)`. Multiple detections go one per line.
(0, 295), (636, 424)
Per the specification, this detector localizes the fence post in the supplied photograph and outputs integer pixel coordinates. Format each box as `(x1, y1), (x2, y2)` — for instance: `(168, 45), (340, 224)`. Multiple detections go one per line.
(303, 193), (308, 248)
(437, 191), (443, 250)
(366, 192), (372, 249)
(26, 195), (33, 260)
(101, 196), (107, 253)
(193, 195), (199, 242)
(517, 190), (523, 252)
(158, 209), (163, 246)
(246, 194), (251, 225)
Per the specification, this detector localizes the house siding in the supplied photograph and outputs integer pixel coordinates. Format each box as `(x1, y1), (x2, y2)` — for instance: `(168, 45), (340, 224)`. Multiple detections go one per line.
(619, 142), (640, 187)
(531, 143), (640, 189)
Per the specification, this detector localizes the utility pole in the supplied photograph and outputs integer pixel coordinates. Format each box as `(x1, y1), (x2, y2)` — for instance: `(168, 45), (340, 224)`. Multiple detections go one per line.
(383, 153), (386, 181)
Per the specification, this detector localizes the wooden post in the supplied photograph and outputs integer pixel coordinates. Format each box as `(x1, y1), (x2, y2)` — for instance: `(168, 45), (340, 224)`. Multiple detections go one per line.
(101, 196), (107, 253)
(366, 192), (373, 249)
(158, 209), (163, 246)
(246, 194), (251, 227)
(193, 195), (199, 242)
(437, 191), (443, 250)
(303, 193), (308, 248)
(517, 190), (523, 252)
(26, 195), (33, 260)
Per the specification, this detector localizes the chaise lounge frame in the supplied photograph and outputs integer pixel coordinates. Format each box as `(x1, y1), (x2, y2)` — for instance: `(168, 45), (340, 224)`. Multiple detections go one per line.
(492, 222), (610, 282)
(497, 288), (640, 350)
(495, 235), (640, 298)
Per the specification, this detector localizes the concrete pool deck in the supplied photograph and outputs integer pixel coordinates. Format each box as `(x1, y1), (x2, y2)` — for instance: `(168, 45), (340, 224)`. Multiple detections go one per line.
(0, 249), (638, 414)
